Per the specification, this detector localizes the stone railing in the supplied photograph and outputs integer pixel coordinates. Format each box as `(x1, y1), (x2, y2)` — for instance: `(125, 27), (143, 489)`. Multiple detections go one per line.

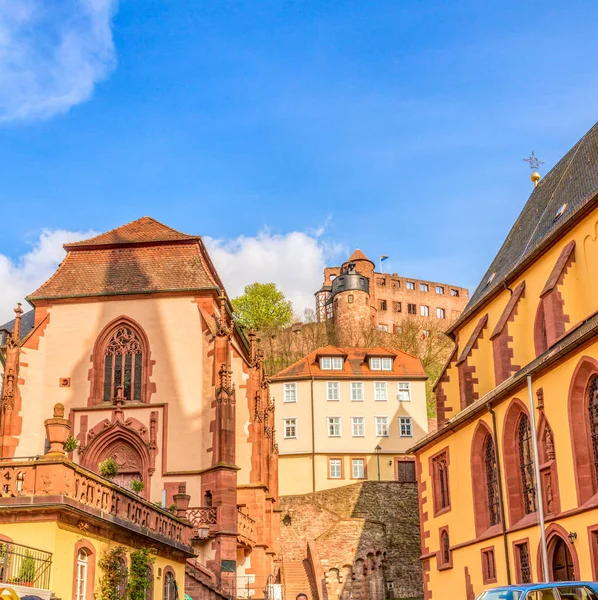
(186, 506), (219, 527)
(0, 458), (193, 548)
(237, 508), (256, 546)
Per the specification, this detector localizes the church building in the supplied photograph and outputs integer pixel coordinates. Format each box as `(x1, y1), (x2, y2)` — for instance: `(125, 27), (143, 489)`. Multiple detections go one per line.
(412, 122), (598, 598)
(0, 217), (280, 599)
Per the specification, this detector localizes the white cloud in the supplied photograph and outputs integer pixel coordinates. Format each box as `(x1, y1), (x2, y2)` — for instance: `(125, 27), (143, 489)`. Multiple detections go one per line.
(0, 229), (96, 323)
(205, 230), (346, 319)
(0, 0), (118, 121)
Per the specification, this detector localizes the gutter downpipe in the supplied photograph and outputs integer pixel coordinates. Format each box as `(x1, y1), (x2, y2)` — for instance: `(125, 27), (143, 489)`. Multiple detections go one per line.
(489, 403), (512, 585)
(311, 376), (316, 494)
(527, 374), (549, 582)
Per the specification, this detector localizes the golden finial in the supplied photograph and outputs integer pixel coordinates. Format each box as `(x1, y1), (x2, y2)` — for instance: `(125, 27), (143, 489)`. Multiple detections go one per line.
(524, 151), (544, 188)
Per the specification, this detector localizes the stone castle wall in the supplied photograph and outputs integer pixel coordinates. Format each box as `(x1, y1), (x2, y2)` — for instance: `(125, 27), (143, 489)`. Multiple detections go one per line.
(280, 482), (423, 600)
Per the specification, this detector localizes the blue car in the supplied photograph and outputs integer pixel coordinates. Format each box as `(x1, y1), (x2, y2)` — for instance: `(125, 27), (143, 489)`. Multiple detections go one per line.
(476, 582), (598, 600)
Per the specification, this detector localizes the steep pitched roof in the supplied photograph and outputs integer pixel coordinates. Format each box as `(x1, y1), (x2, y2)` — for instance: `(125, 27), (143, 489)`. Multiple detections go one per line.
(271, 346), (427, 381)
(453, 122), (598, 331)
(348, 248), (374, 264)
(0, 309), (35, 343)
(29, 217), (225, 301)
(64, 217), (198, 248)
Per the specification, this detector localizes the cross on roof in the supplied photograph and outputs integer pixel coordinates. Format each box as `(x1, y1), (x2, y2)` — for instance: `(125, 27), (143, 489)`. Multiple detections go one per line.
(523, 151), (544, 171)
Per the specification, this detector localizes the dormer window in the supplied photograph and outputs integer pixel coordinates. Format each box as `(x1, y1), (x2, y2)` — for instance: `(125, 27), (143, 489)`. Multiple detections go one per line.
(486, 272), (496, 286)
(554, 203), (567, 222)
(369, 357), (392, 371)
(321, 357), (343, 370)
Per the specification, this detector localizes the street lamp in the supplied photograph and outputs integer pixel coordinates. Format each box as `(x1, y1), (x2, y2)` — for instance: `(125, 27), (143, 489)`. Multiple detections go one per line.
(375, 445), (382, 481)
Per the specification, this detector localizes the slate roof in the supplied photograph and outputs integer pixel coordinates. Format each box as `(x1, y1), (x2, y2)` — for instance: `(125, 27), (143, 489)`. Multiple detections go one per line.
(270, 346), (427, 381)
(453, 122), (598, 331)
(29, 217), (224, 301)
(0, 309), (36, 344)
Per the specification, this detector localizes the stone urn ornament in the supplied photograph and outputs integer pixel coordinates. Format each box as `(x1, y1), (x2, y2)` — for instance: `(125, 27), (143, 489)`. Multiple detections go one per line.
(44, 403), (71, 455)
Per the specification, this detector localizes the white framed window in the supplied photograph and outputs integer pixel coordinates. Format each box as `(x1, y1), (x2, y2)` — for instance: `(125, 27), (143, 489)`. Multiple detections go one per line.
(374, 381), (388, 401)
(75, 548), (89, 600)
(399, 417), (413, 437)
(284, 383), (297, 403)
(327, 381), (340, 401)
(375, 416), (389, 437)
(378, 324), (388, 332)
(420, 305), (429, 317)
(283, 418), (297, 439)
(406, 281), (415, 290)
(381, 357), (392, 370)
(398, 382), (411, 401)
(451, 288), (459, 297)
(352, 458), (365, 479)
(351, 382), (364, 401)
(436, 286), (444, 294)
(329, 458), (342, 479)
(369, 357), (381, 370)
(351, 417), (365, 437)
(420, 283), (429, 292)
(328, 417), (341, 437)
(332, 357), (343, 370)
(422, 329), (430, 338)
(436, 307), (446, 319)
(320, 357), (332, 370)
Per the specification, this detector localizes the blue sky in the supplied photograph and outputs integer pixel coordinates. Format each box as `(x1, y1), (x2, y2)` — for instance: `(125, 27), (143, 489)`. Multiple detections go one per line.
(1, 0), (597, 320)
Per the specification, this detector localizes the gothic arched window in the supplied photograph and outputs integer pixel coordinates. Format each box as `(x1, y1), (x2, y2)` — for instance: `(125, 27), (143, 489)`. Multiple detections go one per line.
(588, 375), (598, 485)
(518, 414), (537, 515)
(102, 324), (145, 402)
(484, 435), (500, 526)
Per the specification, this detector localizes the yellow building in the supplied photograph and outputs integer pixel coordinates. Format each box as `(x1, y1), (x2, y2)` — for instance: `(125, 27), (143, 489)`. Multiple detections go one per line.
(272, 345), (429, 495)
(412, 122), (598, 599)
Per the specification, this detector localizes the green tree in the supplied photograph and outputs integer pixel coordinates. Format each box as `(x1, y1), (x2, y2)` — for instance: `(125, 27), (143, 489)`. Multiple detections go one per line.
(232, 283), (294, 331)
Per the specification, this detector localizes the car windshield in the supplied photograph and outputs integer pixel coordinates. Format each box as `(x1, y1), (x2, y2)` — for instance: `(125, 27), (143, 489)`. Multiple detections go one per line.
(477, 591), (523, 600)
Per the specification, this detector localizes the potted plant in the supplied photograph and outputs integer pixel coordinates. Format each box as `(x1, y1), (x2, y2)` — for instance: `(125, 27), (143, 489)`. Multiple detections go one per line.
(130, 479), (144, 494)
(17, 551), (36, 587)
(99, 457), (119, 480)
(64, 435), (79, 453)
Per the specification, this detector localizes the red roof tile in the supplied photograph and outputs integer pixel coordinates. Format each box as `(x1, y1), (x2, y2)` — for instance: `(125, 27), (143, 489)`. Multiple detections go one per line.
(64, 217), (198, 248)
(271, 346), (426, 381)
(29, 217), (225, 300)
(348, 248), (373, 263)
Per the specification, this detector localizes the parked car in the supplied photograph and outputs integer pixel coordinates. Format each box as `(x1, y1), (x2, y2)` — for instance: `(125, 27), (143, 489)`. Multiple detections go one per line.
(476, 583), (598, 600)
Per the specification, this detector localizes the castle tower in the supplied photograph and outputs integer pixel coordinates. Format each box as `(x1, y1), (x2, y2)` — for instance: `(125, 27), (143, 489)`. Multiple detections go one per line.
(329, 249), (376, 343)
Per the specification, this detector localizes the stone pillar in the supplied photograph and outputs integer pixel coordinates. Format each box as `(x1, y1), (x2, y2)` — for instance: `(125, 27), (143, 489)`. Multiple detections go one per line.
(44, 403), (71, 455)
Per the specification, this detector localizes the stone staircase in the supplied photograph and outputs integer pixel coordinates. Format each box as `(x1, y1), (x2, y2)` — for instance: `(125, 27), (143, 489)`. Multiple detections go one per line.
(282, 558), (317, 600)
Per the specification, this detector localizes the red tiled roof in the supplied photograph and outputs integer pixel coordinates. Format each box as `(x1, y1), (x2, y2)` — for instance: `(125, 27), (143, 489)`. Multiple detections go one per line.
(348, 248), (373, 263)
(64, 217), (198, 248)
(29, 217), (224, 300)
(271, 346), (426, 381)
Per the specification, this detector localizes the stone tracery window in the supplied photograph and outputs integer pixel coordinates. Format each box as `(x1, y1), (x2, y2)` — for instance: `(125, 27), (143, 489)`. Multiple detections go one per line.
(518, 414), (537, 515)
(588, 375), (598, 486)
(484, 434), (500, 526)
(102, 325), (145, 402)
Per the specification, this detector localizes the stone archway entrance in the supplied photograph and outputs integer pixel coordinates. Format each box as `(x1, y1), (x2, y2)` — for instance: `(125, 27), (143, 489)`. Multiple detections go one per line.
(99, 440), (144, 490)
(551, 536), (575, 581)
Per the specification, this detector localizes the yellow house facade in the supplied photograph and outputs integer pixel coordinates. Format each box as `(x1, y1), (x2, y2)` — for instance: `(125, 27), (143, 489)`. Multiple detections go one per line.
(272, 345), (429, 495)
(412, 122), (598, 599)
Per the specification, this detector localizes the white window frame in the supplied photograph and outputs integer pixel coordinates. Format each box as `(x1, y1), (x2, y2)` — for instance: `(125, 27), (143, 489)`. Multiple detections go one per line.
(351, 417), (365, 437)
(327, 381), (340, 401)
(399, 416), (413, 437)
(381, 357), (392, 370)
(329, 458), (342, 479)
(328, 416), (341, 437)
(351, 458), (365, 479)
(369, 357), (381, 370)
(451, 288), (459, 297)
(420, 305), (429, 317)
(436, 286), (444, 294)
(406, 281), (415, 290)
(374, 381), (388, 401)
(332, 357), (344, 370)
(378, 324), (388, 332)
(375, 416), (389, 437)
(284, 383), (297, 403)
(351, 382), (364, 401)
(436, 307), (446, 319)
(320, 357), (332, 370)
(420, 283), (429, 292)
(283, 418), (297, 439)
(398, 382), (411, 401)
(75, 548), (89, 600)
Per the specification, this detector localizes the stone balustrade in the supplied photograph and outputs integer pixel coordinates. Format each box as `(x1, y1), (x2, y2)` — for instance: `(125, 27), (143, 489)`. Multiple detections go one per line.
(0, 457), (193, 547)
(237, 508), (257, 546)
(186, 506), (219, 527)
